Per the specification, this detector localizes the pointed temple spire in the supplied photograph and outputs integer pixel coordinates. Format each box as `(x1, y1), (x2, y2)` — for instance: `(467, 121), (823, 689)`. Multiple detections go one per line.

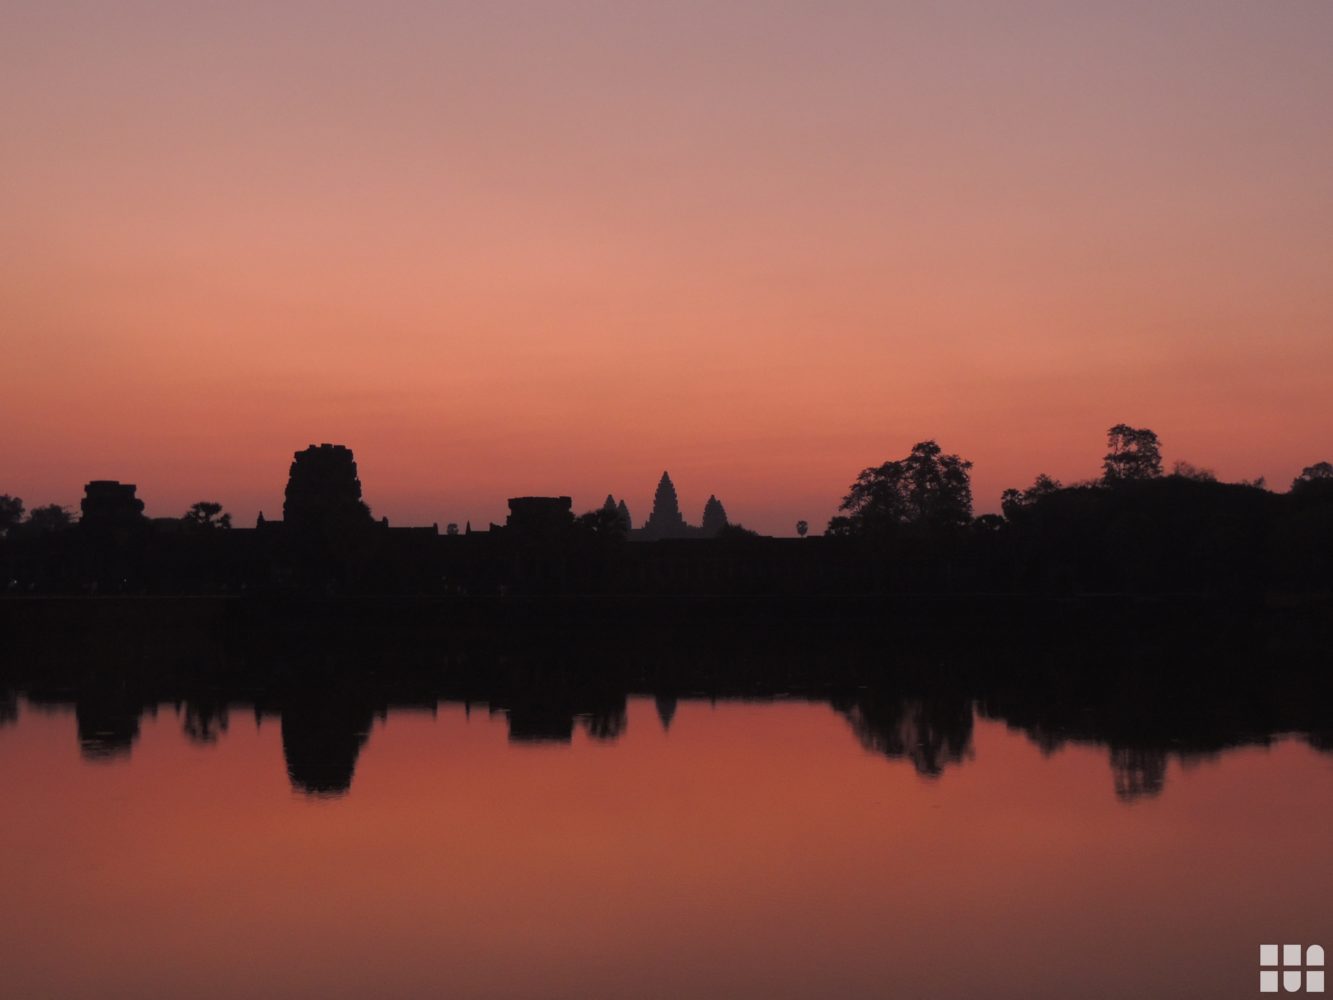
(701, 495), (728, 536)
(641, 471), (689, 539)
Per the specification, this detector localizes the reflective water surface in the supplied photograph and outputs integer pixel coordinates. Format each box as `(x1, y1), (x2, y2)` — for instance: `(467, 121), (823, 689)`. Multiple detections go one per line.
(2, 688), (1331, 999)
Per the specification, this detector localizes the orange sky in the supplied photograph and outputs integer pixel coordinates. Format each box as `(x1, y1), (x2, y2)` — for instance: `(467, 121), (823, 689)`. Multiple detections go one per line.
(3, 2), (1331, 533)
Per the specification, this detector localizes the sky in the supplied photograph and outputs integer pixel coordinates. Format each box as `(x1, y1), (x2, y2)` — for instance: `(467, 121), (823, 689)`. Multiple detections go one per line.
(3, 1), (1331, 534)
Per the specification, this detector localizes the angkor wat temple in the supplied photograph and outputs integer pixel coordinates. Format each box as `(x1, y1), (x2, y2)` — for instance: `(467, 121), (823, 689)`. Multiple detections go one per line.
(604, 471), (730, 540)
(4, 442), (1331, 598)
(2, 444), (818, 596)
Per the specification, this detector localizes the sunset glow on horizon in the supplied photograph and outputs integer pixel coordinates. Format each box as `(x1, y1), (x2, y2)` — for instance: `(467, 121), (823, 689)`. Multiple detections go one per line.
(4, 2), (1332, 533)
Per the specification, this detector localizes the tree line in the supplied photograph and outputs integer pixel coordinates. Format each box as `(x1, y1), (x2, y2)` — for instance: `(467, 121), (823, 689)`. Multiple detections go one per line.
(1, 425), (1330, 596)
(818, 424), (1332, 595)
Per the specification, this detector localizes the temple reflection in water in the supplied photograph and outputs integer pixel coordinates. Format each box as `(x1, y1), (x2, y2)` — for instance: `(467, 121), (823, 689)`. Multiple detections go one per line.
(7, 612), (1330, 802)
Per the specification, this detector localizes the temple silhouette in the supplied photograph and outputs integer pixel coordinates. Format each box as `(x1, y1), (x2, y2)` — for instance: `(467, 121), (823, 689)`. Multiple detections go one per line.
(2, 436), (1331, 597)
(632, 471), (729, 539)
(1, 446), (769, 595)
(3, 435), (1331, 795)
(282, 444), (372, 534)
(4, 593), (1330, 799)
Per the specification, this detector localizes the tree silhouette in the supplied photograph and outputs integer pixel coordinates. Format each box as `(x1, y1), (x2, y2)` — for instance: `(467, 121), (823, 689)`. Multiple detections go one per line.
(1170, 460), (1216, 482)
(446, 523), (459, 536)
(717, 523), (760, 539)
(576, 505), (627, 540)
(7, 424), (1333, 599)
(1103, 425), (1162, 483)
(183, 501), (232, 529)
(0, 495), (23, 537)
(182, 702), (229, 743)
(1292, 462), (1333, 491)
(1000, 473), (1062, 521)
(828, 441), (973, 536)
(26, 504), (74, 533)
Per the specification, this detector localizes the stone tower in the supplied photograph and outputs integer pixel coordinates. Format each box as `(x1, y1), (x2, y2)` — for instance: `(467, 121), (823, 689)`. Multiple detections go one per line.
(601, 494), (633, 533)
(641, 471), (689, 539)
(80, 481), (145, 530)
(282, 444), (371, 533)
(701, 495), (728, 537)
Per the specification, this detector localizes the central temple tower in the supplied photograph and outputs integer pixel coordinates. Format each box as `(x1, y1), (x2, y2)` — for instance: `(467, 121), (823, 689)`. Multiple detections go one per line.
(640, 471), (690, 539)
(282, 444), (372, 533)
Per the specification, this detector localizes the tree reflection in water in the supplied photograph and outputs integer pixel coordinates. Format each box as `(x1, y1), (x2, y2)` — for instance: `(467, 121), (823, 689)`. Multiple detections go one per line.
(4, 599), (1331, 799)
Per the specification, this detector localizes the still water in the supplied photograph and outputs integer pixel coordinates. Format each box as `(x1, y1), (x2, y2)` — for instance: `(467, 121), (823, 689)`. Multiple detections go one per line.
(1, 692), (1329, 999)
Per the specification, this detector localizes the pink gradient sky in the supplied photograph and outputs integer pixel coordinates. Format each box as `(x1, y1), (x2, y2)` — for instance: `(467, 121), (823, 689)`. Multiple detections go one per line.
(3, 2), (1331, 533)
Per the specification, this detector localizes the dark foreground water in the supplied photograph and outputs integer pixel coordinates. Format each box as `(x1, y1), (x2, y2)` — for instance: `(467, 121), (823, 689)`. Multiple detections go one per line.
(2, 688), (1331, 999)
(2, 596), (1331, 998)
